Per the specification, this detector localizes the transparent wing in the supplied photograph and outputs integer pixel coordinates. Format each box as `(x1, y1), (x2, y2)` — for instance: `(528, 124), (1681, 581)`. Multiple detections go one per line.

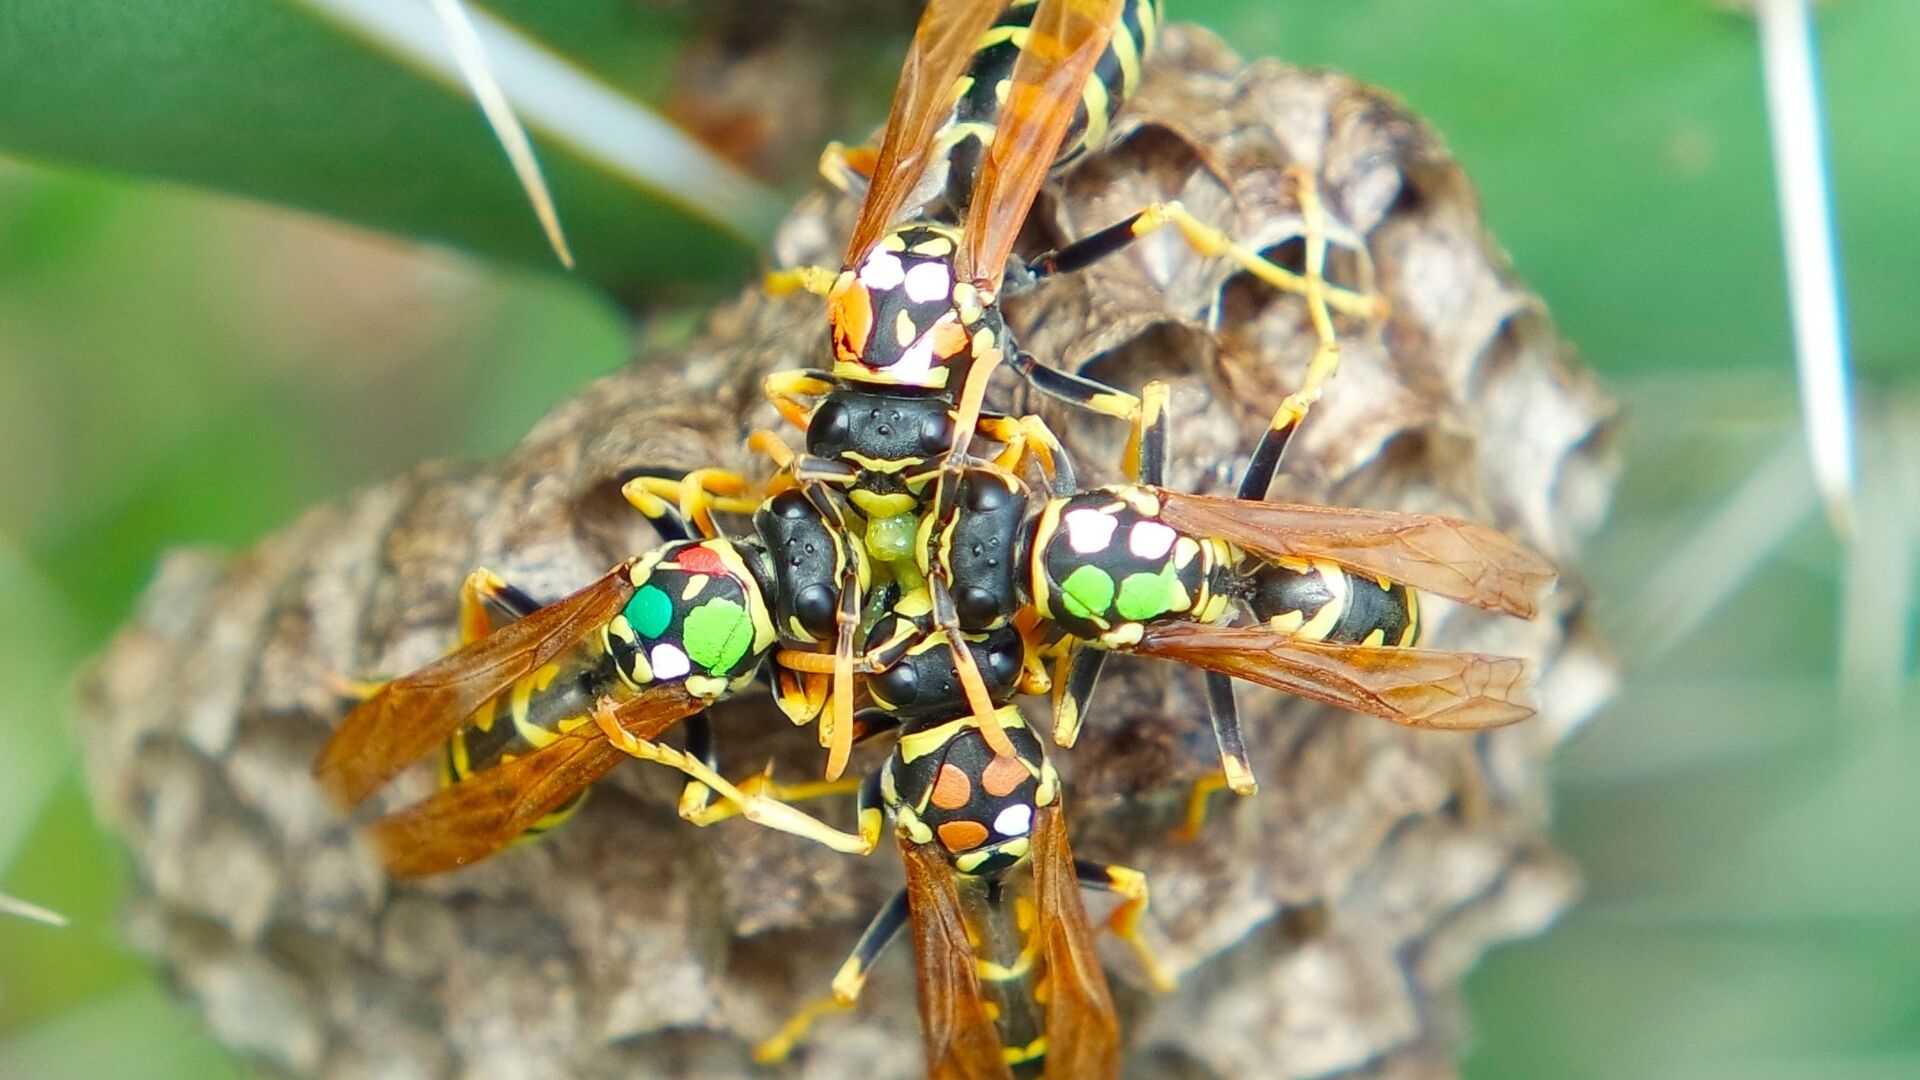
(959, 0), (1124, 288)
(1132, 622), (1538, 730)
(313, 565), (634, 808)
(843, 0), (1007, 262)
(367, 682), (703, 877)
(1152, 489), (1557, 618)
(1030, 801), (1121, 1080)
(901, 836), (1016, 1080)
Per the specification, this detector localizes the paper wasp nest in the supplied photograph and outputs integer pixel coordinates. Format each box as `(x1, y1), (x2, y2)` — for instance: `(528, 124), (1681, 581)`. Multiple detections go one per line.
(77, 26), (1616, 1080)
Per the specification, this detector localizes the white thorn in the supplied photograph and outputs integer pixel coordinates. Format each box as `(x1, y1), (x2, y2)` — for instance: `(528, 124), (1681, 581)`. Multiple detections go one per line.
(428, 0), (573, 268)
(1755, 0), (1857, 535)
(297, 0), (779, 241)
(0, 892), (70, 928)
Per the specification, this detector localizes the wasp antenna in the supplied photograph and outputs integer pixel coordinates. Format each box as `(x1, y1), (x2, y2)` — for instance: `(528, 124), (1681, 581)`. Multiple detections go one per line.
(428, 0), (575, 269)
(0, 892), (70, 928)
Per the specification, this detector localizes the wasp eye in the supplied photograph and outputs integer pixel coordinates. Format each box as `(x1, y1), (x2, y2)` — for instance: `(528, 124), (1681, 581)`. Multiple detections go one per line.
(813, 400), (851, 446)
(984, 637), (1023, 692)
(955, 586), (999, 628)
(918, 411), (956, 455)
(769, 490), (813, 520)
(874, 661), (918, 707)
(965, 476), (1010, 512)
(793, 584), (837, 640)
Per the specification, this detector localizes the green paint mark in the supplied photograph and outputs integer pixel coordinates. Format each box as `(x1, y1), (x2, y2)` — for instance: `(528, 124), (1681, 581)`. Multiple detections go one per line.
(626, 584), (674, 639)
(1116, 565), (1179, 622)
(1060, 565), (1115, 621)
(682, 597), (753, 674)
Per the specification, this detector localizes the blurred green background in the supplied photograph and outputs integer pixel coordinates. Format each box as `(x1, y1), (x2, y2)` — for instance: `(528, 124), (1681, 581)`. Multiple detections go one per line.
(1, 1), (1914, 1077)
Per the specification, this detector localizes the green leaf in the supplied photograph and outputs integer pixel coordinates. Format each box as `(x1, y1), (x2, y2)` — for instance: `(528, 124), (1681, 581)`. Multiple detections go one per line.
(0, 0), (785, 300)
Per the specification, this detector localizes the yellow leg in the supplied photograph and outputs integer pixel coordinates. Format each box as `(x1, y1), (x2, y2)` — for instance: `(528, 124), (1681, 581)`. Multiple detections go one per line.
(680, 767), (863, 827)
(590, 700), (873, 854)
(1127, 198), (1382, 321)
(1088, 863), (1177, 993)
(1048, 646), (1082, 748)
(764, 265), (839, 298)
(620, 469), (759, 539)
(764, 369), (834, 432)
(979, 414), (1070, 491)
(817, 139), (878, 193)
(1175, 771), (1231, 843)
(755, 994), (854, 1064)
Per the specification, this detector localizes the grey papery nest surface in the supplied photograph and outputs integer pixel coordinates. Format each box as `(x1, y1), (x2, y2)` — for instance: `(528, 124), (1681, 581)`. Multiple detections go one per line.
(77, 26), (1617, 1080)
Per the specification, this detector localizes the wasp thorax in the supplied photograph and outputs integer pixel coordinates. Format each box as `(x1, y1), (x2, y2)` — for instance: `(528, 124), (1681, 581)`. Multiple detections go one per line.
(829, 224), (975, 389)
(611, 540), (774, 694)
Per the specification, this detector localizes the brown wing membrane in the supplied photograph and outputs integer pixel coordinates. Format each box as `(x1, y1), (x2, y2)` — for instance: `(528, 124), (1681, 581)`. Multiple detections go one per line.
(1133, 623), (1537, 730)
(843, 0), (1006, 262)
(1030, 802), (1121, 1080)
(960, 0), (1124, 289)
(900, 837), (1014, 1080)
(1152, 489), (1557, 618)
(313, 565), (634, 809)
(368, 683), (702, 877)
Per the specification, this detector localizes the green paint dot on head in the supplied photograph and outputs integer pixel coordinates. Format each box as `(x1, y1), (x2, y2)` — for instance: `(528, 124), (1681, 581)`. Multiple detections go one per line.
(1060, 565), (1115, 621)
(1116, 565), (1180, 622)
(625, 584), (674, 639)
(682, 597), (754, 674)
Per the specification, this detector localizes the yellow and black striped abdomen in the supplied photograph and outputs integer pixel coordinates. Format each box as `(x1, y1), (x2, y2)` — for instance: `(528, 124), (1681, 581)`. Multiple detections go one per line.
(1248, 557), (1421, 648)
(937, 0), (1162, 217)
(440, 658), (602, 837)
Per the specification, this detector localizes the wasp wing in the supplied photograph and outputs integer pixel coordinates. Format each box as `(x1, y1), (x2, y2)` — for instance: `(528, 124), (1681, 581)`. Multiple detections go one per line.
(313, 565), (634, 809)
(844, 0), (1006, 262)
(900, 836), (1016, 1080)
(1030, 801), (1122, 1080)
(1132, 622), (1537, 730)
(960, 0), (1124, 290)
(366, 683), (704, 877)
(1151, 489), (1557, 618)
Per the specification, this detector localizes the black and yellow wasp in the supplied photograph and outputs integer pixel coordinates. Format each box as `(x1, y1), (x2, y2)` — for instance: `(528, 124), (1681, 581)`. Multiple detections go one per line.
(311, 480), (875, 877)
(749, 0), (1384, 783)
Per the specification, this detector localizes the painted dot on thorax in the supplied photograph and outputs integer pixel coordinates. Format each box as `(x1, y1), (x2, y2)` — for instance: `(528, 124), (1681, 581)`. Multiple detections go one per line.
(981, 754), (1027, 798)
(937, 820), (989, 853)
(1063, 508), (1119, 554)
(859, 251), (904, 289)
(931, 763), (973, 810)
(903, 261), (951, 304)
(991, 803), (1032, 838)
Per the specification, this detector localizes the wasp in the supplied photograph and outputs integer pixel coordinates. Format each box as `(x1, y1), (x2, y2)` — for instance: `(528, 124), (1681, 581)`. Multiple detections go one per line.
(680, 578), (1170, 1077)
(1020, 382), (1559, 796)
(311, 479), (873, 877)
(756, 0), (1386, 783)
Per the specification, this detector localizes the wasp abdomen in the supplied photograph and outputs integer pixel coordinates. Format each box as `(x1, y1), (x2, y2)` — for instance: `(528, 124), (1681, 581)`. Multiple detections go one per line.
(1248, 558), (1421, 647)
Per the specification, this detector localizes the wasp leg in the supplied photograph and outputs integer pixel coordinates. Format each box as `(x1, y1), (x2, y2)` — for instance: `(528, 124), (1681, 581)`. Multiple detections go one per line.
(764, 265), (839, 298)
(1175, 770), (1232, 842)
(1205, 670), (1257, 796)
(755, 886), (910, 1063)
(1009, 349), (1142, 428)
(1049, 642), (1108, 750)
(1129, 380), (1170, 486)
(1039, 177), (1374, 486)
(764, 369), (835, 432)
(1075, 860), (1177, 992)
(817, 139), (877, 196)
(622, 469), (760, 540)
(978, 413), (1079, 497)
(589, 700), (874, 854)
